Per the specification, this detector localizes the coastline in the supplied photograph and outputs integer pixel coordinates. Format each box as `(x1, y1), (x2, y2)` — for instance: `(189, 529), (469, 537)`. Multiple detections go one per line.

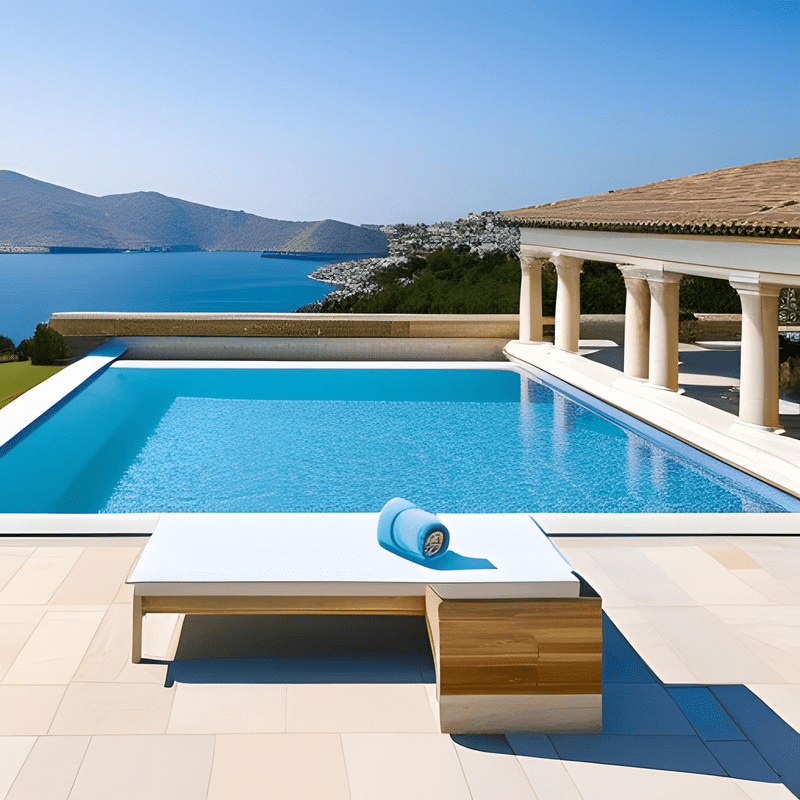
(297, 212), (520, 312)
(300, 256), (402, 310)
(296, 212), (520, 312)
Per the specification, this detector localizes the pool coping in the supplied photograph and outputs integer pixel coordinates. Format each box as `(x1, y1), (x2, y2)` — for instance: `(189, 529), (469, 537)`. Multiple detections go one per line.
(1, 512), (800, 537)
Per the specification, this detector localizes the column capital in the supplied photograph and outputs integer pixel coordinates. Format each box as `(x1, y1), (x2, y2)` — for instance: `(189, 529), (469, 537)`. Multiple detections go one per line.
(729, 274), (783, 299)
(519, 243), (552, 260)
(549, 252), (583, 271)
(519, 253), (548, 271)
(645, 270), (682, 286)
(617, 264), (650, 281)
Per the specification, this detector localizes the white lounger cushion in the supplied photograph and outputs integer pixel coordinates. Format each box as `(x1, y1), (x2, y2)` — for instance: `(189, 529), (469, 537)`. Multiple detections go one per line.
(128, 513), (579, 600)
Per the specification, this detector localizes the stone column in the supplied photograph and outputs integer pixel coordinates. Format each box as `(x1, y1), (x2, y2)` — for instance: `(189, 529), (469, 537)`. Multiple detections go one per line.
(618, 265), (651, 380)
(647, 271), (682, 391)
(551, 253), (583, 352)
(730, 277), (782, 429)
(519, 251), (546, 342)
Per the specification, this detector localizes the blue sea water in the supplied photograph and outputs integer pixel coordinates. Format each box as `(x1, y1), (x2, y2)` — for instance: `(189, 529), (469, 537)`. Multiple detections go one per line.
(0, 251), (340, 346)
(1, 366), (797, 514)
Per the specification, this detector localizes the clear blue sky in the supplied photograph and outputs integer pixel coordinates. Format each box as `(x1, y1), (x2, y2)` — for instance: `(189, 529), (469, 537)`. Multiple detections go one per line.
(2, 0), (797, 225)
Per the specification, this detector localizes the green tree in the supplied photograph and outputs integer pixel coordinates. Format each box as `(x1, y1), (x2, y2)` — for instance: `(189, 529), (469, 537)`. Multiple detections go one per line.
(29, 324), (68, 366)
(679, 275), (740, 314)
(15, 338), (32, 361)
(579, 262), (627, 313)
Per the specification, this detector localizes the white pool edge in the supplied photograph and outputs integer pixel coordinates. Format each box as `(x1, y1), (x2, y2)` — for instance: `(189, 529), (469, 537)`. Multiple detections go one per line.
(2, 511), (800, 538)
(0, 340), (128, 451)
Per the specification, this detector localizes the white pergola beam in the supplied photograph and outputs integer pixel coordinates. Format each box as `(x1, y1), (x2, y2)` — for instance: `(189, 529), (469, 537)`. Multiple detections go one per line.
(520, 228), (800, 286)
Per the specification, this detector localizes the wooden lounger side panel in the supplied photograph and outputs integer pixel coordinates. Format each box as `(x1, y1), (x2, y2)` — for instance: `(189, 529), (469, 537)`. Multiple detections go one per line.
(140, 594), (426, 616)
(425, 587), (602, 696)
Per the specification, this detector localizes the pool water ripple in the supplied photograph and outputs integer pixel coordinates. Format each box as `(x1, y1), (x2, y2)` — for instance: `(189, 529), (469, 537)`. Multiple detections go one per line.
(1, 367), (796, 514)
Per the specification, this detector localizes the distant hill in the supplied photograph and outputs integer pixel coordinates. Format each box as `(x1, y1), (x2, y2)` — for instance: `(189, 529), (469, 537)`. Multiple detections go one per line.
(0, 171), (387, 254)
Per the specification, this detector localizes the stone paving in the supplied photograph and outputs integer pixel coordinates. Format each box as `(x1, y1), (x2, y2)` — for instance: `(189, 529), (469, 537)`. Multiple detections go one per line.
(0, 535), (798, 799)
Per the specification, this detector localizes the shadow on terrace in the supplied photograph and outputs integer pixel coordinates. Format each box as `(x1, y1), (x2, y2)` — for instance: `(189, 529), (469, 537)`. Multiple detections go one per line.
(163, 613), (800, 798)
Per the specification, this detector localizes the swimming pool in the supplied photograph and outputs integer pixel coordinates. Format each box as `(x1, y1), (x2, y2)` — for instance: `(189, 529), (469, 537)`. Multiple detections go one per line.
(1, 362), (798, 513)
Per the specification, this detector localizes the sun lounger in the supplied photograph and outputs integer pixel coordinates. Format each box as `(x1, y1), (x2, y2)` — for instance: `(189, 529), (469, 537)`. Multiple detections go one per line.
(127, 512), (602, 733)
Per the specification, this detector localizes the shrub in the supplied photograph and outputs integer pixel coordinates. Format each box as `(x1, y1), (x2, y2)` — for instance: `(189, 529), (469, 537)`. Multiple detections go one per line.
(0, 335), (15, 363)
(29, 323), (68, 365)
(15, 338), (33, 361)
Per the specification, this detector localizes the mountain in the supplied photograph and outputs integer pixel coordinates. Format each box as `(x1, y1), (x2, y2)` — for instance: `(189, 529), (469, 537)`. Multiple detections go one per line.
(0, 171), (387, 254)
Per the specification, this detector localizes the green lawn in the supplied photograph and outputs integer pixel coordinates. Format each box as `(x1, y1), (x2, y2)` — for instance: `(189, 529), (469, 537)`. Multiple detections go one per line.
(0, 361), (65, 409)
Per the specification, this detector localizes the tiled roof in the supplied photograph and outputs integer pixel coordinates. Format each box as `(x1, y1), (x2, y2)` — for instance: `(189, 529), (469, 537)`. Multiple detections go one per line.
(501, 158), (800, 238)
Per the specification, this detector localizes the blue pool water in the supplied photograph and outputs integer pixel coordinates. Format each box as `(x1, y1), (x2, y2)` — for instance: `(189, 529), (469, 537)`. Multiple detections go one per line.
(1, 366), (798, 514)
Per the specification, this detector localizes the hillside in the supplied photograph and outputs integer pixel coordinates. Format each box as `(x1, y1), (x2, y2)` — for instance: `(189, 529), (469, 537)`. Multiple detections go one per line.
(0, 171), (387, 254)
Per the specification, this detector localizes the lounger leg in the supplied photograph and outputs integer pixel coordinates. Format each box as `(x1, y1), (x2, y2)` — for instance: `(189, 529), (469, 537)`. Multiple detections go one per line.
(132, 594), (143, 663)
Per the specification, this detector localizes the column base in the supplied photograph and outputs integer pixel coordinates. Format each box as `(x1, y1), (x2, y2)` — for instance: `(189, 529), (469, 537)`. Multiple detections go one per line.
(730, 420), (786, 435)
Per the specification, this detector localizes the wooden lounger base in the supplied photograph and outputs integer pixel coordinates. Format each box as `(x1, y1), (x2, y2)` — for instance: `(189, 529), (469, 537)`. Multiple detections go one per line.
(132, 587), (602, 734)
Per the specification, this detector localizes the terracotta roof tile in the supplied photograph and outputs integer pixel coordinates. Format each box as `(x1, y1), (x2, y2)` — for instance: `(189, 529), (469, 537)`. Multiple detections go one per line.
(500, 159), (800, 238)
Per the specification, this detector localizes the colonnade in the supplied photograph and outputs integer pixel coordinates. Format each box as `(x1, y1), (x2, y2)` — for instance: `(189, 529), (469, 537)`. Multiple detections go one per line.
(519, 247), (784, 430)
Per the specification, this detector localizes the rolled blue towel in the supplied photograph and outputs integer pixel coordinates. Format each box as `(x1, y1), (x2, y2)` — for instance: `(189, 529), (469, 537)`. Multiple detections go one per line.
(377, 497), (450, 561)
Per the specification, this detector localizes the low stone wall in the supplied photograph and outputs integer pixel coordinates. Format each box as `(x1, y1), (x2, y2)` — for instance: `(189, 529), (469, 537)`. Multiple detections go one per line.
(49, 312), (519, 339)
(50, 313), (521, 361)
(679, 313), (742, 342)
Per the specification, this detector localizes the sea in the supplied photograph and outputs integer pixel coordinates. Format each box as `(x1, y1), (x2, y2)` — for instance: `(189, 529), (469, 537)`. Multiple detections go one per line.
(0, 251), (346, 346)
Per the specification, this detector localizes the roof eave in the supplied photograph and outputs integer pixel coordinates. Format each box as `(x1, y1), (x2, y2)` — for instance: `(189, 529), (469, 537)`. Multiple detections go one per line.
(499, 216), (800, 239)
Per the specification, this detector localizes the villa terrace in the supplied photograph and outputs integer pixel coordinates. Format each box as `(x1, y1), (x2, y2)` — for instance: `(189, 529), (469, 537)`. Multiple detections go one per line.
(0, 531), (798, 799)
(1, 159), (799, 798)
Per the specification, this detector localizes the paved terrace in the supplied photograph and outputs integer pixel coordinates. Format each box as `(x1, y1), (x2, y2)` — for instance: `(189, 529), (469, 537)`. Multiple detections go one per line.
(0, 533), (798, 799)
(5, 311), (795, 797)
